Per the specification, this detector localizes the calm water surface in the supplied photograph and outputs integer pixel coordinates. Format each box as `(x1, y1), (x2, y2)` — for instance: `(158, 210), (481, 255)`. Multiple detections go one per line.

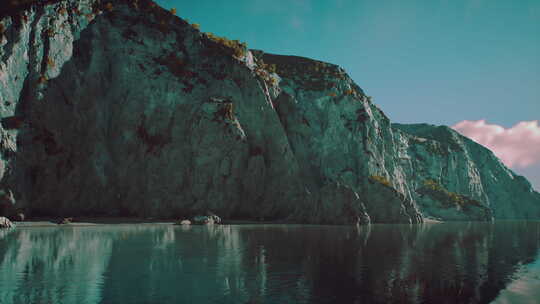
(0, 222), (539, 304)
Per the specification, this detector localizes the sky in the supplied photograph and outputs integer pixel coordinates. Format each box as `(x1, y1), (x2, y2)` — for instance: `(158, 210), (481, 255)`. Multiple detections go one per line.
(156, 0), (539, 189)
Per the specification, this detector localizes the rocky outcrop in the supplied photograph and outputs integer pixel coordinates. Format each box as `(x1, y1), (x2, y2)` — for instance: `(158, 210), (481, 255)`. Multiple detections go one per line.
(177, 219), (190, 225)
(0, 0), (538, 223)
(393, 123), (540, 220)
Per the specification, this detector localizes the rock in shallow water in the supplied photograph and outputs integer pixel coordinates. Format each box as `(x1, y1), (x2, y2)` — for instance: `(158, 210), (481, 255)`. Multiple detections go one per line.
(58, 218), (73, 225)
(0, 217), (14, 229)
(14, 213), (24, 222)
(192, 216), (217, 225)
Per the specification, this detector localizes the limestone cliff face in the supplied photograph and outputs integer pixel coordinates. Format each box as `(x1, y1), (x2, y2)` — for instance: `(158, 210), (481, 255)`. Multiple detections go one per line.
(0, 0), (538, 223)
(393, 124), (540, 220)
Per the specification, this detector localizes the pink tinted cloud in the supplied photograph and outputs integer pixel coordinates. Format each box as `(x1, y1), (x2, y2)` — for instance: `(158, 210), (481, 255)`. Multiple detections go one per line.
(452, 120), (540, 168)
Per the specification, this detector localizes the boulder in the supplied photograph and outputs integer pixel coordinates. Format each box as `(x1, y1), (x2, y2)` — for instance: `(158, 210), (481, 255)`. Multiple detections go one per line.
(0, 189), (16, 217)
(0, 217), (14, 229)
(178, 220), (191, 225)
(192, 216), (216, 225)
(207, 213), (222, 224)
(17, 213), (25, 221)
(58, 217), (73, 225)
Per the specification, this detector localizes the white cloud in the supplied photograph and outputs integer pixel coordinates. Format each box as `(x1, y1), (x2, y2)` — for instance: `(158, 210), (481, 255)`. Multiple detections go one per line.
(452, 120), (540, 168)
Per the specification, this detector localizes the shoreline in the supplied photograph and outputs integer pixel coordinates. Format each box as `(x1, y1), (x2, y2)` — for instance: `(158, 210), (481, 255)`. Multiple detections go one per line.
(9, 217), (295, 228)
(5, 217), (448, 228)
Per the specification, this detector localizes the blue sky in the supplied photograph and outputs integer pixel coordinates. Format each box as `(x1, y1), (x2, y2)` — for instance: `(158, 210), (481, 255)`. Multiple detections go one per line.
(156, 0), (540, 189)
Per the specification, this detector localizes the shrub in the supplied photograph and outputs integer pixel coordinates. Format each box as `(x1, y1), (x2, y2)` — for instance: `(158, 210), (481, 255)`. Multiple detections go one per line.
(254, 67), (269, 82)
(252, 59), (278, 83)
(214, 102), (235, 121)
(263, 63), (277, 74)
(418, 179), (483, 209)
(105, 2), (113, 12)
(314, 61), (325, 71)
(170, 8), (176, 15)
(192, 23), (200, 30)
(369, 175), (392, 188)
(345, 89), (354, 95)
(255, 58), (273, 73)
(423, 179), (441, 190)
(45, 28), (54, 37)
(328, 92), (336, 97)
(205, 32), (247, 58)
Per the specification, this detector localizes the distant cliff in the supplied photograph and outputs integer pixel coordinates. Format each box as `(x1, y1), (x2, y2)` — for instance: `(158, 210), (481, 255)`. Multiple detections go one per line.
(0, 0), (538, 223)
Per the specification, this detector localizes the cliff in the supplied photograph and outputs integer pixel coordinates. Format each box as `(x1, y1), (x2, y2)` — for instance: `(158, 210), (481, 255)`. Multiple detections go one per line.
(0, 0), (538, 223)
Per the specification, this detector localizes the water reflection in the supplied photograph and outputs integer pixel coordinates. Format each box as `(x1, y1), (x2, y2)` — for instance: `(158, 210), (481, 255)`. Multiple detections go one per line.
(0, 222), (538, 304)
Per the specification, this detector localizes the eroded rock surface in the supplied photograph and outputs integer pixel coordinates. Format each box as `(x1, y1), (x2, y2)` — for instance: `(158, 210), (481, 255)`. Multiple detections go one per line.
(0, 0), (538, 223)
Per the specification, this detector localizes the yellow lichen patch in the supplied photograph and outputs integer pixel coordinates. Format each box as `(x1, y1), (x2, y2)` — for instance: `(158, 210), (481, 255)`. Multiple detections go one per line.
(419, 179), (483, 209)
(369, 175), (392, 188)
(105, 3), (113, 12)
(170, 8), (177, 15)
(328, 92), (337, 97)
(192, 23), (200, 30)
(59, 7), (67, 15)
(345, 89), (354, 95)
